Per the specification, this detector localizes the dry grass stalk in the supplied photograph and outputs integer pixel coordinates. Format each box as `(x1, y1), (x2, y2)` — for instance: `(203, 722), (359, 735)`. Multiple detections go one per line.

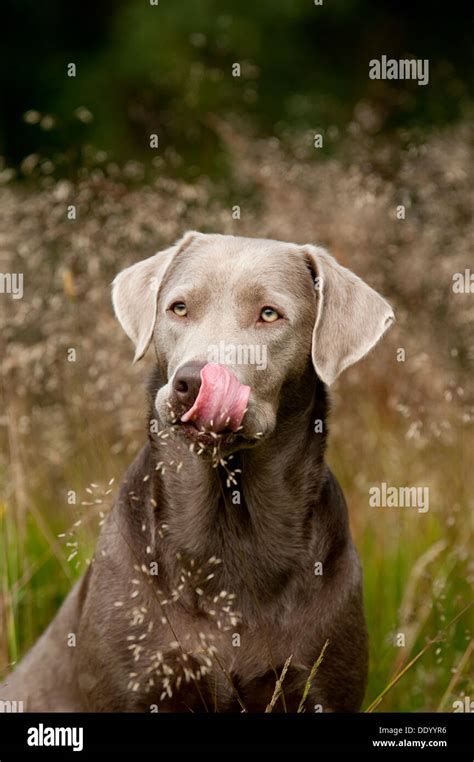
(265, 655), (293, 713)
(297, 640), (330, 713)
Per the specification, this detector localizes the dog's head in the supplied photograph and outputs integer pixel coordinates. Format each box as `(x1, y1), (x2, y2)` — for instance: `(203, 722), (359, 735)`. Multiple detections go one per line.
(112, 232), (394, 450)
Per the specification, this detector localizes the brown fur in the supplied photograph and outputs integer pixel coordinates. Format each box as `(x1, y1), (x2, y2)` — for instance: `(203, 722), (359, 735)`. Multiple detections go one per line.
(0, 233), (395, 712)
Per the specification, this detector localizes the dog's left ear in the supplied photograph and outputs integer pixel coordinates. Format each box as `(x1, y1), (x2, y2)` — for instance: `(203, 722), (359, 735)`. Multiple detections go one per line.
(302, 245), (395, 385)
(112, 231), (201, 362)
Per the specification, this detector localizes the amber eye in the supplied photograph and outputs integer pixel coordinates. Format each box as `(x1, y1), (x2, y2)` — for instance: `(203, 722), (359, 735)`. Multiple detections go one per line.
(171, 302), (188, 317)
(260, 307), (280, 323)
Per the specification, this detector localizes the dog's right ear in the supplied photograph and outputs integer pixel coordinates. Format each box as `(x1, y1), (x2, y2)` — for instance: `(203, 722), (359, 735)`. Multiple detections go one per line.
(302, 244), (395, 385)
(112, 231), (201, 362)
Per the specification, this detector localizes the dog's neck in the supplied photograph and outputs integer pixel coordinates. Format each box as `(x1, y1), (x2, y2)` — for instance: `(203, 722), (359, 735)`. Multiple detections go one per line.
(146, 364), (330, 605)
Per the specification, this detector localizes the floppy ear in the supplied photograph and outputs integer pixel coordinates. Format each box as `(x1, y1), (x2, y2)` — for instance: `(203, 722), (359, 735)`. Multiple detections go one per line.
(112, 231), (201, 362)
(302, 245), (395, 385)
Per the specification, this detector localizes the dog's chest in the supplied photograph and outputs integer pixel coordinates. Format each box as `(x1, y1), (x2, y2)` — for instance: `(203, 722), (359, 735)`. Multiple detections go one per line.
(127, 594), (308, 712)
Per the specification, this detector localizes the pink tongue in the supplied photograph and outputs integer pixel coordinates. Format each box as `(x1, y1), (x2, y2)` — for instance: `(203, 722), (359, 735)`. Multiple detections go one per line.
(181, 363), (250, 432)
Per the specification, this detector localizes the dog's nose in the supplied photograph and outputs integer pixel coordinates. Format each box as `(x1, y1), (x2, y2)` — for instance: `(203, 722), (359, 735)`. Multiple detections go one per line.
(172, 362), (205, 409)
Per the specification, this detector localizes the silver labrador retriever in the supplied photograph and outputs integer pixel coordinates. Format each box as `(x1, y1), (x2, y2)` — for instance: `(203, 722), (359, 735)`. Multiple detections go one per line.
(0, 232), (394, 712)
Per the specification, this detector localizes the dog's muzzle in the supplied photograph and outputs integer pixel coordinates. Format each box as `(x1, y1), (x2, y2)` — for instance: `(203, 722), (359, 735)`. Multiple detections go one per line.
(173, 362), (250, 433)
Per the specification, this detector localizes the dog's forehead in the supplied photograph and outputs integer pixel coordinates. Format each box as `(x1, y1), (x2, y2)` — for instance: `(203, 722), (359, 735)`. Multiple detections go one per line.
(192, 234), (297, 260)
(168, 234), (309, 290)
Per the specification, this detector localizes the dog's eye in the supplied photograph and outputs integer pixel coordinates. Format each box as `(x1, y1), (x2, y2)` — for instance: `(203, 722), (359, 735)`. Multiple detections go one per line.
(171, 302), (188, 317)
(259, 307), (280, 323)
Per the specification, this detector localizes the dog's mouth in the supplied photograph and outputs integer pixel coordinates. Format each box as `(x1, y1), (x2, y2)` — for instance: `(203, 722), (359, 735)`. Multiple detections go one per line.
(180, 363), (251, 435)
(163, 363), (261, 451)
(179, 420), (237, 447)
(177, 420), (263, 456)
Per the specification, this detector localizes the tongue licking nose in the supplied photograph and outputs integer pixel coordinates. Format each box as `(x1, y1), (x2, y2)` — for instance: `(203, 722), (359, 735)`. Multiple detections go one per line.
(181, 363), (250, 433)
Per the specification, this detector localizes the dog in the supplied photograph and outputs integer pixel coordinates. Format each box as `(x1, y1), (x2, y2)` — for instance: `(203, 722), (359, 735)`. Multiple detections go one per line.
(0, 232), (394, 712)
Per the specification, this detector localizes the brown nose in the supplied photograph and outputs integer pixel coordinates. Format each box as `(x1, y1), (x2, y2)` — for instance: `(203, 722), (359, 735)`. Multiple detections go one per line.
(172, 361), (206, 410)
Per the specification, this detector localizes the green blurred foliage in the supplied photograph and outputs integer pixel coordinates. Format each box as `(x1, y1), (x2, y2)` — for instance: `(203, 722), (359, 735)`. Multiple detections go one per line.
(2, 0), (472, 179)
